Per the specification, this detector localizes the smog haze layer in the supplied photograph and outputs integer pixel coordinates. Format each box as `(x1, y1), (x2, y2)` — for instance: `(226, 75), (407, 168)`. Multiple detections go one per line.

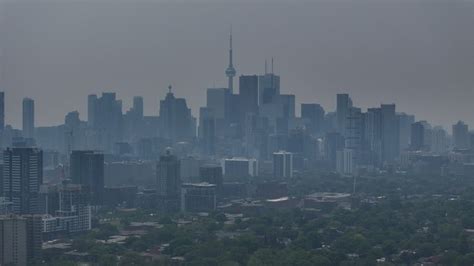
(1, 0), (473, 128)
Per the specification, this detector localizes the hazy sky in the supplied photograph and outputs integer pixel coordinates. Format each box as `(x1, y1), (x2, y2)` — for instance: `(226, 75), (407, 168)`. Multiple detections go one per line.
(1, 0), (473, 130)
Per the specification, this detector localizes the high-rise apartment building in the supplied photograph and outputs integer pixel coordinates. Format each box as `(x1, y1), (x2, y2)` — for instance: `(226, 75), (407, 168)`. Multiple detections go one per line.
(0, 214), (42, 266)
(0, 215), (28, 266)
(3, 148), (43, 214)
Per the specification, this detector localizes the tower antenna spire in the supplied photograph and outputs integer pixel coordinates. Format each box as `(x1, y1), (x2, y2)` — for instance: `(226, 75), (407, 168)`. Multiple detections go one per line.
(271, 57), (274, 74)
(225, 25), (236, 93)
(230, 24), (232, 50)
(265, 59), (268, 74)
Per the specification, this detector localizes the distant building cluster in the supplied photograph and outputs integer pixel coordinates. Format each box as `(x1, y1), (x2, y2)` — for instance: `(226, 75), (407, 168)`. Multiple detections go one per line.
(0, 31), (473, 263)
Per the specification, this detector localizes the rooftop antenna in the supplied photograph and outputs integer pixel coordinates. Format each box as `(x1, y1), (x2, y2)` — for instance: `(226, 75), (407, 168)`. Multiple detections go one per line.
(271, 57), (274, 89)
(265, 59), (268, 75)
(271, 57), (274, 74)
(168, 85), (172, 93)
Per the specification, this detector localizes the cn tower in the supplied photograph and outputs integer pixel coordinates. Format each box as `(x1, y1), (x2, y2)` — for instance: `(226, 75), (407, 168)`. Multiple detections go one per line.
(225, 28), (236, 94)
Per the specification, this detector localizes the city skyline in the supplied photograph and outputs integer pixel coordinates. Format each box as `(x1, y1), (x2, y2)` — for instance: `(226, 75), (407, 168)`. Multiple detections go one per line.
(1, 1), (474, 128)
(3, 2), (474, 264)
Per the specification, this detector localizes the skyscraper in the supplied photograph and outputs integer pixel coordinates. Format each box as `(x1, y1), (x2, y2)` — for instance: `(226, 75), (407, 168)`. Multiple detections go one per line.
(278, 94), (296, 119)
(345, 107), (363, 152)
(3, 148), (43, 214)
(206, 88), (230, 120)
(345, 107), (363, 168)
(453, 121), (469, 150)
(24, 215), (42, 263)
(0, 215), (28, 266)
(239, 75), (259, 119)
(124, 96), (145, 142)
(133, 96), (144, 118)
(87, 93), (123, 152)
(365, 107), (382, 165)
(0, 214), (42, 266)
(398, 113), (415, 153)
(156, 149), (181, 212)
(410, 121), (426, 151)
(206, 87), (232, 137)
(70, 150), (104, 205)
(22, 98), (35, 139)
(432, 126), (448, 154)
(265, 94), (296, 136)
(159, 86), (196, 142)
(87, 93), (122, 129)
(87, 94), (97, 127)
(198, 107), (216, 155)
(301, 103), (325, 136)
(336, 94), (352, 136)
(324, 132), (345, 169)
(225, 29), (236, 93)
(381, 104), (399, 163)
(64, 111), (82, 154)
(258, 72), (280, 105)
